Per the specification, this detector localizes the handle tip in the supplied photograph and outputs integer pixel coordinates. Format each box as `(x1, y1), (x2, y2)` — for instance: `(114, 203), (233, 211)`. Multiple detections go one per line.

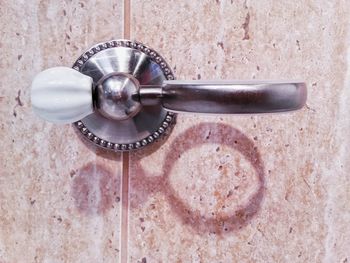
(31, 67), (94, 124)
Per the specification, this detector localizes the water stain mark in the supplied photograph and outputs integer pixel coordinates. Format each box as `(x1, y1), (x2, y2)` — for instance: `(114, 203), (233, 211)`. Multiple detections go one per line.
(131, 122), (265, 235)
(71, 163), (120, 215)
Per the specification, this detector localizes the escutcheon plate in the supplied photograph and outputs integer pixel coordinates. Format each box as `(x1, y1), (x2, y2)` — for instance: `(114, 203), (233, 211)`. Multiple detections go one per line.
(72, 39), (176, 151)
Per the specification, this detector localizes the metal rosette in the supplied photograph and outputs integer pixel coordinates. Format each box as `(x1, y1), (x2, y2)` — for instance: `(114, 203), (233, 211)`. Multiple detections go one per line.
(71, 39), (176, 152)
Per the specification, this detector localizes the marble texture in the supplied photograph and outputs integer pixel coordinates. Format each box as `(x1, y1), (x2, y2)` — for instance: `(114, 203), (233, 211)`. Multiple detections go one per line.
(128, 0), (350, 262)
(1, 0), (350, 262)
(0, 1), (123, 262)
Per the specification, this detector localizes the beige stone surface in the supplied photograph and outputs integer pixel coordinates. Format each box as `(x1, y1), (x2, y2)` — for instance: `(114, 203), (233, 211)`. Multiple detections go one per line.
(1, 0), (350, 262)
(0, 1), (123, 262)
(129, 0), (350, 262)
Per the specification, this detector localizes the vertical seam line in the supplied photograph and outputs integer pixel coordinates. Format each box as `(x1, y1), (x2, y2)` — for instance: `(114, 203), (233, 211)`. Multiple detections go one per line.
(123, 0), (131, 39)
(120, 1), (131, 261)
(120, 152), (130, 263)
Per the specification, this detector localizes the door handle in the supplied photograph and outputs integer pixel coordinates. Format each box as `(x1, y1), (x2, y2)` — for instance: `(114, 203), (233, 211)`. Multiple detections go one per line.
(30, 39), (307, 151)
(139, 80), (305, 113)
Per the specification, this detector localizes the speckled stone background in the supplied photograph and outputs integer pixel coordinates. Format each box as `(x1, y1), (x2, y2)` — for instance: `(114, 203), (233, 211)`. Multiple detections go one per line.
(128, 0), (350, 262)
(0, 1), (123, 262)
(1, 0), (350, 263)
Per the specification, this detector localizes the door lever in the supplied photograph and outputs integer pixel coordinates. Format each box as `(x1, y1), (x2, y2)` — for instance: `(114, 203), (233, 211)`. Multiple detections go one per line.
(31, 39), (306, 151)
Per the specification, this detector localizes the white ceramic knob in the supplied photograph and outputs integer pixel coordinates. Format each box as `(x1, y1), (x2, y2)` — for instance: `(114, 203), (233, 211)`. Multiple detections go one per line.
(31, 67), (93, 124)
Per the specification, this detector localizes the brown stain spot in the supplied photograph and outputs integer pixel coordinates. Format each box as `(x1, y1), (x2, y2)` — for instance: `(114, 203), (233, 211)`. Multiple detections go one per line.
(217, 41), (224, 50)
(53, 215), (62, 223)
(15, 90), (23, 106)
(69, 170), (76, 177)
(13, 90), (24, 117)
(242, 12), (250, 40)
(206, 130), (212, 139)
(71, 163), (120, 215)
(30, 198), (36, 205)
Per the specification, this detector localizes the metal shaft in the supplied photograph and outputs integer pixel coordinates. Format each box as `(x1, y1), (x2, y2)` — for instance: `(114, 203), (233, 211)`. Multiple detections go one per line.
(140, 80), (307, 113)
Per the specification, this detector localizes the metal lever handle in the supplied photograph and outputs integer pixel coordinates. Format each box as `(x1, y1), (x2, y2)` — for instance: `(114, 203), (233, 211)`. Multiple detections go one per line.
(31, 68), (306, 123)
(30, 39), (308, 152)
(140, 80), (306, 114)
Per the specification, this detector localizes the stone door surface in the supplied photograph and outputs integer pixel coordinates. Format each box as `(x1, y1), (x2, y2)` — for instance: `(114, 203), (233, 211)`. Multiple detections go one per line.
(1, 1), (349, 262)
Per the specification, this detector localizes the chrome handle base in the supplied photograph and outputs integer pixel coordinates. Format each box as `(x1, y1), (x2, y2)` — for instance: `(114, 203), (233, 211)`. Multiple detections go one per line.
(31, 39), (307, 152)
